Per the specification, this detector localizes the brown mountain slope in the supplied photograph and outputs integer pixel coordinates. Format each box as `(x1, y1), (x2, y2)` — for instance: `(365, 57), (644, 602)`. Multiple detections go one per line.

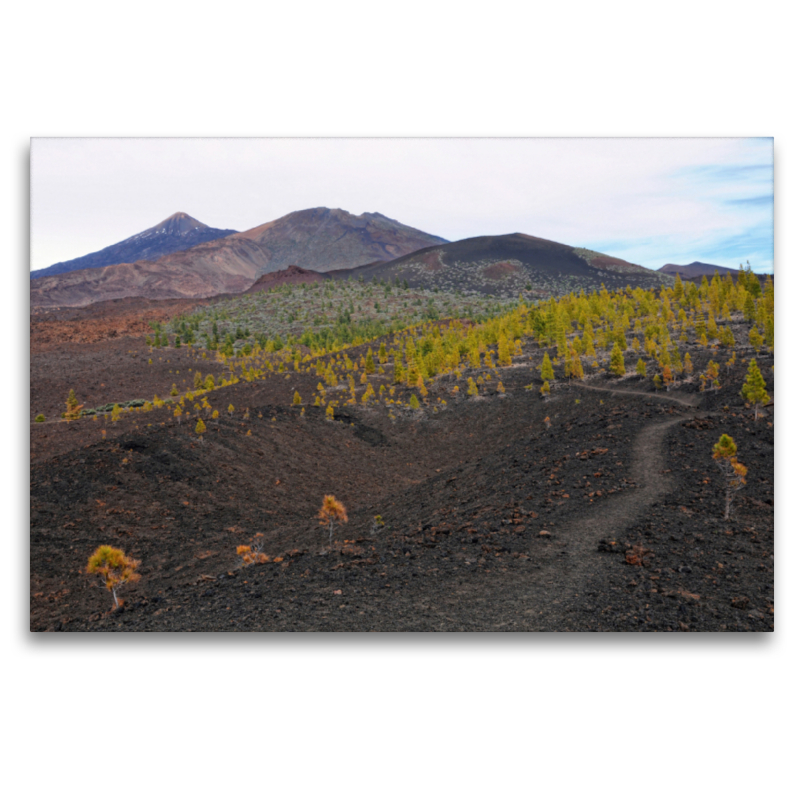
(31, 208), (446, 307)
(234, 207), (447, 272)
(30, 237), (268, 307)
(243, 265), (330, 293)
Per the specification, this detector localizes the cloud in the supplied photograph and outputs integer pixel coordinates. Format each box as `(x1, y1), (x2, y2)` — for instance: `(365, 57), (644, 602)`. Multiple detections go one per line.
(726, 195), (773, 207)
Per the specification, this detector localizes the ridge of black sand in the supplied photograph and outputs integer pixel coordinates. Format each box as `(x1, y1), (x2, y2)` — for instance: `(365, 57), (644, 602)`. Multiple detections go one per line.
(40, 363), (772, 632)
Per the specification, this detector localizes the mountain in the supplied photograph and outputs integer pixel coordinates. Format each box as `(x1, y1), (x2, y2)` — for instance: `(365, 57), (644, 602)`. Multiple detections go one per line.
(327, 234), (673, 297)
(30, 212), (238, 280)
(658, 261), (739, 280)
(232, 207), (448, 273)
(30, 208), (447, 307)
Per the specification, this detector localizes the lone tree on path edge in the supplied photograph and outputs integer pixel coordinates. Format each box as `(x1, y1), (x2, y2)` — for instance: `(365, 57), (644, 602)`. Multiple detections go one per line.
(712, 434), (747, 520)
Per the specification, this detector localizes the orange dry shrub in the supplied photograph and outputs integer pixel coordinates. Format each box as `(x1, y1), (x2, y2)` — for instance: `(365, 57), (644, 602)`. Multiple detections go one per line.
(319, 494), (348, 545)
(625, 544), (653, 567)
(86, 545), (141, 608)
(237, 533), (270, 565)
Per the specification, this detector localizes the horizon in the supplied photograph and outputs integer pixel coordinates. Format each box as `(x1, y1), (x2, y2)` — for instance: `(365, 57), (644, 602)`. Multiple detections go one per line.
(31, 138), (774, 274)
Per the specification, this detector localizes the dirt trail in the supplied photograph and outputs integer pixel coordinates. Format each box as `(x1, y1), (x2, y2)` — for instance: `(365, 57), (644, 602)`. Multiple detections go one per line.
(522, 414), (687, 629)
(571, 382), (700, 408)
(446, 386), (700, 630)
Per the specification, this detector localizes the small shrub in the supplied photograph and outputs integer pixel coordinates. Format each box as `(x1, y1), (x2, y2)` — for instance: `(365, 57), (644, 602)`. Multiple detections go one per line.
(237, 533), (269, 565)
(370, 515), (385, 536)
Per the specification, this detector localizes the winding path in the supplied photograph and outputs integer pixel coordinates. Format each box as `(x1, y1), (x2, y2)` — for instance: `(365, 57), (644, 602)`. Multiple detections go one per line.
(442, 385), (706, 630)
(520, 385), (707, 628)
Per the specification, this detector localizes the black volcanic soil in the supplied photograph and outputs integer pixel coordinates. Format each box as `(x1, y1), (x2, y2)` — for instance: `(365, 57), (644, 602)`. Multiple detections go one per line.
(30, 310), (773, 632)
(330, 234), (670, 297)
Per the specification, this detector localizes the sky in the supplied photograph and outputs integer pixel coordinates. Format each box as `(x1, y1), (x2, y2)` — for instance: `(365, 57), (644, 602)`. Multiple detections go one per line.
(30, 137), (774, 273)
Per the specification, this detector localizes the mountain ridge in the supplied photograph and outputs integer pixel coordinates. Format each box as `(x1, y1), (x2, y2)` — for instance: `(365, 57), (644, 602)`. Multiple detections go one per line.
(31, 212), (238, 280)
(30, 208), (448, 306)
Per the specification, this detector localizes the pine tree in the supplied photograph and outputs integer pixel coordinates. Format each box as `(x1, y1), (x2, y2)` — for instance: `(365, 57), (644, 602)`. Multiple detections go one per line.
(170, 383), (179, 396)
(497, 381), (506, 394)
(571, 349), (584, 381)
(609, 343), (625, 376)
(497, 334), (512, 366)
(379, 342), (388, 364)
(636, 358), (646, 378)
(194, 371), (203, 389)
(64, 389), (84, 420)
(712, 434), (747, 520)
(540, 381), (550, 397)
(195, 418), (206, 440)
(292, 391), (302, 405)
(326, 403), (335, 421)
(749, 326), (764, 351)
(540, 352), (555, 381)
(86, 545), (141, 609)
(683, 352), (693, 375)
(741, 359), (770, 420)
(743, 293), (756, 322)
(227, 404), (235, 416)
(467, 377), (478, 396)
(694, 314), (707, 342)
(582, 324), (596, 357)
(318, 495), (348, 545)
(365, 348), (376, 374)
(673, 272), (684, 302)
(706, 360), (720, 388)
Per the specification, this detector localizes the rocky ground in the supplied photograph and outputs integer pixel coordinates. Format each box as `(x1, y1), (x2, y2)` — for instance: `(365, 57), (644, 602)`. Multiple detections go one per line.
(30, 300), (774, 632)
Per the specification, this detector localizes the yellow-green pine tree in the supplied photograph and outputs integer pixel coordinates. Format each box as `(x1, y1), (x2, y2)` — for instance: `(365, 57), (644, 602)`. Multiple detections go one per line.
(610, 343), (625, 376)
(540, 352), (555, 381)
(741, 359), (770, 420)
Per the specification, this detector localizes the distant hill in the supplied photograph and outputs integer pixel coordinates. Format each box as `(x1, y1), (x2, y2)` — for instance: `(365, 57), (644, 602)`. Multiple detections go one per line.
(30, 212), (238, 280)
(658, 261), (740, 279)
(30, 208), (447, 307)
(243, 265), (330, 293)
(327, 234), (673, 297)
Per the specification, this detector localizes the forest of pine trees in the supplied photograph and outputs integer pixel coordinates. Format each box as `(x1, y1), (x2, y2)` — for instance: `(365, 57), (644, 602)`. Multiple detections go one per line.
(98, 265), (774, 428)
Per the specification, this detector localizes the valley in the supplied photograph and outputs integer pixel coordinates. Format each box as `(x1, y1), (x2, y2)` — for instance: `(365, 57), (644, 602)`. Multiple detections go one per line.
(30, 267), (774, 632)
